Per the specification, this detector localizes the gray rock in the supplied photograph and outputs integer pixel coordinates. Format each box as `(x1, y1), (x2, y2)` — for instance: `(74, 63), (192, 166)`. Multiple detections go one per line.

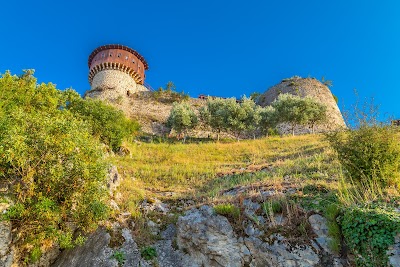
(308, 214), (332, 254)
(52, 228), (149, 267)
(0, 203), (12, 267)
(107, 165), (121, 194)
(388, 234), (400, 267)
(245, 235), (320, 267)
(177, 205), (250, 267)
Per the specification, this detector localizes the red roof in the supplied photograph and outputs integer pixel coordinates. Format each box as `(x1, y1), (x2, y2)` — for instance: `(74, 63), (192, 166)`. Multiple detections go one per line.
(88, 44), (149, 70)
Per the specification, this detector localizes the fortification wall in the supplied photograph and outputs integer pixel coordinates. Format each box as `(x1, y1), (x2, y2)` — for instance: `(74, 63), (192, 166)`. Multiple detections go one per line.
(258, 77), (346, 134)
(85, 70), (148, 101)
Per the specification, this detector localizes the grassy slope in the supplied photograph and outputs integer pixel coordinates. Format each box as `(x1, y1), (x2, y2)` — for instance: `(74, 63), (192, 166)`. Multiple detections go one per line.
(111, 135), (342, 214)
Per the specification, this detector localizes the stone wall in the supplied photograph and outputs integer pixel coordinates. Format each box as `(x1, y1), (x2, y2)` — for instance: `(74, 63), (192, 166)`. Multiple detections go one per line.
(257, 77), (346, 134)
(85, 70), (148, 102)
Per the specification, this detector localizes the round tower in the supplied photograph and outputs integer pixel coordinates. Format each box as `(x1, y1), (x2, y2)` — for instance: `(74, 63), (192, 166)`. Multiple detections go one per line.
(86, 44), (149, 100)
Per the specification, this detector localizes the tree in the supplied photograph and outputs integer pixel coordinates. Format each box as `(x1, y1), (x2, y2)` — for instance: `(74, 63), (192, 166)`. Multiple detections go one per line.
(259, 106), (277, 136)
(223, 97), (260, 140)
(199, 97), (228, 141)
(303, 97), (327, 134)
(167, 102), (198, 142)
(272, 93), (309, 136)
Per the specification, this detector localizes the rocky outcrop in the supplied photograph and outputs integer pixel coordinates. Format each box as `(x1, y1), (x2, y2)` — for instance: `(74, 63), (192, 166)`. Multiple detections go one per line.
(177, 205), (251, 267)
(175, 205), (344, 267)
(257, 77), (346, 134)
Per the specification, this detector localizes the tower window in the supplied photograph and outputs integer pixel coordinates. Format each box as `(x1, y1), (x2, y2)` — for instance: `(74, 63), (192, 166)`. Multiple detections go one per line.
(101, 53), (105, 58)
(125, 56), (129, 60)
(117, 53), (121, 58)
(109, 53), (113, 57)
(132, 60), (135, 64)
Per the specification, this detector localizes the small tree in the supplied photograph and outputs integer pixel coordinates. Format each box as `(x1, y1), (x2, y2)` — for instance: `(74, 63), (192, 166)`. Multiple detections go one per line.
(223, 97), (260, 140)
(259, 106), (277, 136)
(303, 97), (327, 134)
(199, 97), (228, 141)
(272, 93), (309, 136)
(167, 102), (198, 142)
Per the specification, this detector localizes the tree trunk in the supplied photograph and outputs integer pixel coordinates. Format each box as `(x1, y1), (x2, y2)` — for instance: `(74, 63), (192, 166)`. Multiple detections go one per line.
(292, 124), (295, 136)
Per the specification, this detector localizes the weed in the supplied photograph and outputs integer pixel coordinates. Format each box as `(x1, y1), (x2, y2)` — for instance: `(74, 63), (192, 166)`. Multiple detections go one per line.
(213, 203), (240, 219)
(112, 250), (126, 266)
(140, 246), (157, 260)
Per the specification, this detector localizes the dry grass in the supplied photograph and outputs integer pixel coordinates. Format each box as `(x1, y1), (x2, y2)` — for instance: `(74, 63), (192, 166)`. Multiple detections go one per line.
(112, 135), (331, 196)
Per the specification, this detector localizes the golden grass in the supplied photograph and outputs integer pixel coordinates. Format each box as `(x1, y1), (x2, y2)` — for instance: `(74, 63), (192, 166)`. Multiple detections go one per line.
(111, 135), (336, 199)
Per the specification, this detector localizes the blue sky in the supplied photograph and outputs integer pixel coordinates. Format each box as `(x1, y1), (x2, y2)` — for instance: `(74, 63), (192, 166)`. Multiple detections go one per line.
(1, 0), (399, 119)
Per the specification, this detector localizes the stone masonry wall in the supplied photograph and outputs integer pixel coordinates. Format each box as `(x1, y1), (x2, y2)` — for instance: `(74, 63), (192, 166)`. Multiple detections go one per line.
(85, 70), (148, 102)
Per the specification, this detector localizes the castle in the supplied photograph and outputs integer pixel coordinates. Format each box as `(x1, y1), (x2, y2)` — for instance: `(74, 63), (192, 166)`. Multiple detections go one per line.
(84, 44), (346, 135)
(85, 44), (150, 100)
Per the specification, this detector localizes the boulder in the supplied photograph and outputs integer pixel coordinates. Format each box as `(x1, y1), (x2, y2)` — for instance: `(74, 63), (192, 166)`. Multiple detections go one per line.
(176, 205), (250, 267)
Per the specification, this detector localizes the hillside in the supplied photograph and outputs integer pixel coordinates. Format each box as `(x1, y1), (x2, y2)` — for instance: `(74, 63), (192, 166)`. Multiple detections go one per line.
(1, 72), (399, 267)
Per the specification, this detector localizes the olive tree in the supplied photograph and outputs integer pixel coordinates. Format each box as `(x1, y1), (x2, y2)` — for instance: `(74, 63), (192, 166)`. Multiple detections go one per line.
(304, 97), (327, 134)
(259, 106), (277, 136)
(199, 97), (228, 141)
(167, 102), (198, 141)
(272, 93), (309, 136)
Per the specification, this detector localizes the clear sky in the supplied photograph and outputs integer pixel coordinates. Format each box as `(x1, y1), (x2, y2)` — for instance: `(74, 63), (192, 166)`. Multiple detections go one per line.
(1, 0), (399, 119)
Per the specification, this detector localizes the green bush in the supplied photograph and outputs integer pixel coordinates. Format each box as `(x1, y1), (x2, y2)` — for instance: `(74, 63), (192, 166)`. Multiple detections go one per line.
(326, 125), (400, 188)
(0, 71), (109, 261)
(67, 97), (140, 151)
(213, 203), (240, 219)
(340, 206), (400, 267)
(112, 250), (126, 266)
(140, 246), (157, 260)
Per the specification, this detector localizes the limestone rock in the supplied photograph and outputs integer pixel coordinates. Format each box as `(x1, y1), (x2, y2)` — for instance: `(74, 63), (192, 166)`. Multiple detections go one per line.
(245, 235), (320, 267)
(308, 214), (336, 256)
(176, 205), (250, 267)
(107, 165), (121, 195)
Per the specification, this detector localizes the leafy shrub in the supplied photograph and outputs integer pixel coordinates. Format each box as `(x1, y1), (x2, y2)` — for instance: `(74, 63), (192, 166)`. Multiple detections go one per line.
(0, 71), (109, 261)
(112, 250), (126, 266)
(326, 125), (400, 188)
(340, 206), (400, 267)
(213, 203), (240, 219)
(67, 97), (140, 151)
(140, 246), (157, 260)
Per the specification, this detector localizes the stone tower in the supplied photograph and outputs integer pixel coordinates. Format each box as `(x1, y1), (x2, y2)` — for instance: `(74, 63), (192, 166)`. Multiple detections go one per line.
(257, 77), (346, 134)
(85, 44), (149, 100)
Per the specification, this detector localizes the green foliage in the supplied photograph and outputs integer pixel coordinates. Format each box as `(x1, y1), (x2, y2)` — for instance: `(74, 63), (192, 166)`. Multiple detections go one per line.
(321, 76), (333, 87)
(29, 246), (42, 263)
(332, 93), (339, 104)
(303, 97), (327, 134)
(272, 94), (327, 135)
(0, 70), (109, 260)
(167, 102), (198, 139)
(140, 246), (157, 260)
(340, 206), (400, 267)
(262, 199), (283, 216)
(199, 97), (228, 140)
(152, 81), (189, 103)
(67, 97), (140, 151)
(272, 94), (309, 136)
(213, 203), (240, 219)
(112, 250), (126, 266)
(223, 97), (261, 140)
(326, 125), (400, 188)
(259, 106), (277, 135)
(250, 92), (261, 101)
(324, 204), (341, 254)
